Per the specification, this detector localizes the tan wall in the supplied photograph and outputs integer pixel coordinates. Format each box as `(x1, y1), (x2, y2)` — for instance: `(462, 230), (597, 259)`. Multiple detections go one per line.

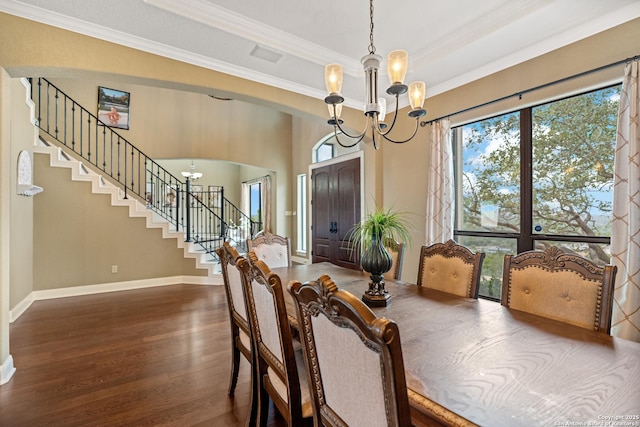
(291, 116), (331, 258)
(0, 12), (362, 281)
(1, 11), (639, 293)
(46, 78), (292, 165)
(0, 67), (11, 373)
(9, 78), (35, 307)
(45, 77), (293, 234)
(33, 153), (205, 291)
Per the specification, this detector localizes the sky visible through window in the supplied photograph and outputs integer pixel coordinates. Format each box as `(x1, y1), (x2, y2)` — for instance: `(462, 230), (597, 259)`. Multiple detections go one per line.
(250, 182), (261, 222)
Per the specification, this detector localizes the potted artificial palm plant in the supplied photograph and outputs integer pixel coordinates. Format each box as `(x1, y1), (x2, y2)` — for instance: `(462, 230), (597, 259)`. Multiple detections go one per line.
(347, 207), (413, 306)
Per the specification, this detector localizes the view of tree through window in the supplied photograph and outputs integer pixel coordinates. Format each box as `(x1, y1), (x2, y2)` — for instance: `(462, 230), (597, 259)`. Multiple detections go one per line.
(531, 89), (618, 263)
(454, 85), (620, 300)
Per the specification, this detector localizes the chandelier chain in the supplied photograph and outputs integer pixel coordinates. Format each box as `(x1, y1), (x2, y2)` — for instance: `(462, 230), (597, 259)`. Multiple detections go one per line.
(368, 0), (376, 54)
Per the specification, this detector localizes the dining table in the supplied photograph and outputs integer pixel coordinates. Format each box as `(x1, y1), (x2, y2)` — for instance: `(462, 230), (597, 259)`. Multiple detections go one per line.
(271, 262), (640, 427)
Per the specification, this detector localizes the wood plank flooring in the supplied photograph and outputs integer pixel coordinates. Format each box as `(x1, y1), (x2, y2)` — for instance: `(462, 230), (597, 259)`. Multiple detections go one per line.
(0, 284), (286, 426)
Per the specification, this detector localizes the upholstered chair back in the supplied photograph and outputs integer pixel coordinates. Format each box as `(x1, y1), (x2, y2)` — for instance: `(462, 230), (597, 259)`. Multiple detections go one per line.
(218, 242), (249, 326)
(288, 275), (411, 427)
(502, 246), (617, 333)
(417, 240), (485, 298)
(247, 232), (292, 268)
(238, 251), (312, 426)
(386, 241), (405, 281)
(215, 243), (257, 423)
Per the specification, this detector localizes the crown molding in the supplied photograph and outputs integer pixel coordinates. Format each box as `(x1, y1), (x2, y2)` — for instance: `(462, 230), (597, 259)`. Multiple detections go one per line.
(143, 0), (362, 77)
(3, 0), (638, 110)
(423, 1), (640, 98)
(0, 0), (335, 103)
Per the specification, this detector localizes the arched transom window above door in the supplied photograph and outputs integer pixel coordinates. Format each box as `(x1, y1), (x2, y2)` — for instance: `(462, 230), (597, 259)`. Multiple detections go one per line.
(313, 132), (360, 163)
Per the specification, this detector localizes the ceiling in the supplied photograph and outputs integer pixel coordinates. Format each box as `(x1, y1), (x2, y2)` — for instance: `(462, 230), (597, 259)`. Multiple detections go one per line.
(2, 0), (640, 110)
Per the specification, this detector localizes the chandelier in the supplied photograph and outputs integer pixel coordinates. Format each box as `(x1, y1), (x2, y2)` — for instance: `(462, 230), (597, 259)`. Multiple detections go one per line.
(324, 0), (427, 149)
(181, 161), (202, 181)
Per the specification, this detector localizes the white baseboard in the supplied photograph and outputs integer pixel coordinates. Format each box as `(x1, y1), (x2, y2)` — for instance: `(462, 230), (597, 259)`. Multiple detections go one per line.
(1, 355), (16, 385)
(9, 292), (35, 323)
(292, 255), (311, 265)
(9, 274), (222, 323)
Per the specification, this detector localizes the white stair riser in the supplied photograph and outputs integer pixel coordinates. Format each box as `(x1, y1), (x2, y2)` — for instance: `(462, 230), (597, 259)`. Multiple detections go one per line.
(35, 138), (220, 275)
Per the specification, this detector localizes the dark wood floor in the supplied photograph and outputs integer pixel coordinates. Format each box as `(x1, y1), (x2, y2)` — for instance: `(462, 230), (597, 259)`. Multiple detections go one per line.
(0, 284), (286, 426)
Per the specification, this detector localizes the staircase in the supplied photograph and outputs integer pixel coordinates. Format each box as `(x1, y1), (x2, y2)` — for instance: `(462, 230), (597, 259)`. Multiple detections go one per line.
(32, 135), (219, 275)
(24, 77), (260, 277)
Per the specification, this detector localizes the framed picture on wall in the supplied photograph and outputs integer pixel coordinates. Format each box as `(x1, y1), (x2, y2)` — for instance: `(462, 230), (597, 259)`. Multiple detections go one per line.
(163, 184), (177, 208)
(209, 186), (221, 208)
(191, 184), (203, 205)
(97, 86), (130, 130)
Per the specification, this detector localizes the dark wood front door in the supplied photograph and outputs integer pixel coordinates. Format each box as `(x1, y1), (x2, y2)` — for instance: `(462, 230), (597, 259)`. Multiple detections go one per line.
(311, 157), (361, 269)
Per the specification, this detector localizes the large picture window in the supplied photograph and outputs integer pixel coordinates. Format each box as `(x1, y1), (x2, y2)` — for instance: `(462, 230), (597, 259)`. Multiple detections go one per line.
(453, 85), (621, 300)
(249, 182), (262, 225)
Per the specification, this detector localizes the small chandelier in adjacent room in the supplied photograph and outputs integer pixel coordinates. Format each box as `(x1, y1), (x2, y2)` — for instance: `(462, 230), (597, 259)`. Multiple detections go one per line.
(324, 0), (427, 149)
(181, 161), (202, 181)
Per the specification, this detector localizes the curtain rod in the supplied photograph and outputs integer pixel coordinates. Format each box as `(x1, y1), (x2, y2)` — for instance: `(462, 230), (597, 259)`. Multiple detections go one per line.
(420, 53), (640, 127)
(242, 174), (271, 184)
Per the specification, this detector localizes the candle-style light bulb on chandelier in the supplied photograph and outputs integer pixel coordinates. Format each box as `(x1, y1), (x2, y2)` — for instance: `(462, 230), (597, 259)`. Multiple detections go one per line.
(324, 0), (427, 149)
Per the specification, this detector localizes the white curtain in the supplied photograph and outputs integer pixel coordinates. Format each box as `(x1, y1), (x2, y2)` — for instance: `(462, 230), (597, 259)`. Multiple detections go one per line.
(241, 182), (250, 225)
(425, 119), (454, 245)
(611, 60), (640, 342)
(259, 175), (272, 234)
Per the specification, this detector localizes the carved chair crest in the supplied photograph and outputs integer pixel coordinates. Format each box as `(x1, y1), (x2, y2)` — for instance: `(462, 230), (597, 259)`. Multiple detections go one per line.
(509, 246), (604, 280)
(422, 239), (476, 264)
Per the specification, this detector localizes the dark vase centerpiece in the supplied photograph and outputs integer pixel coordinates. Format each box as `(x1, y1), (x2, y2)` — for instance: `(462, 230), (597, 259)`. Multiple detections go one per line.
(348, 208), (413, 307)
(360, 231), (393, 306)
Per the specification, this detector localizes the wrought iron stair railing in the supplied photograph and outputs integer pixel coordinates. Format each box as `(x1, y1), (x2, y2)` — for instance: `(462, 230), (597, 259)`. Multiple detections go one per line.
(30, 78), (259, 257)
(221, 196), (263, 243)
(187, 186), (261, 244)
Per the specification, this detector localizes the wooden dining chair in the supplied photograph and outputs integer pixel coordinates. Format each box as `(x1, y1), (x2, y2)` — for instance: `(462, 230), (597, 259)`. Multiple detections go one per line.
(238, 251), (312, 427)
(502, 246), (617, 333)
(246, 232), (292, 268)
(416, 239), (485, 298)
(216, 243), (258, 424)
(386, 241), (405, 281)
(288, 274), (412, 427)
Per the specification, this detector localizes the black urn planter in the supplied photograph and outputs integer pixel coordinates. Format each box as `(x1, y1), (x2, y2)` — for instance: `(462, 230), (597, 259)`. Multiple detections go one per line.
(361, 233), (393, 307)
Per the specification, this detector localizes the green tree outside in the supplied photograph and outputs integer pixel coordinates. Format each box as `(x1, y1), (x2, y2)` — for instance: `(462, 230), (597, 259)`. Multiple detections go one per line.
(458, 85), (620, 298)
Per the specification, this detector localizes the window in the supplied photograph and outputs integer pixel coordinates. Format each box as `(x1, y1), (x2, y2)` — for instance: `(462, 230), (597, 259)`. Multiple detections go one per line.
(249, 182), (261, 224)
(312, 132), (360, 163)
(297, 174), (307, 253)
(315, 142), (334, 162)
(453, 85), (620, 300)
